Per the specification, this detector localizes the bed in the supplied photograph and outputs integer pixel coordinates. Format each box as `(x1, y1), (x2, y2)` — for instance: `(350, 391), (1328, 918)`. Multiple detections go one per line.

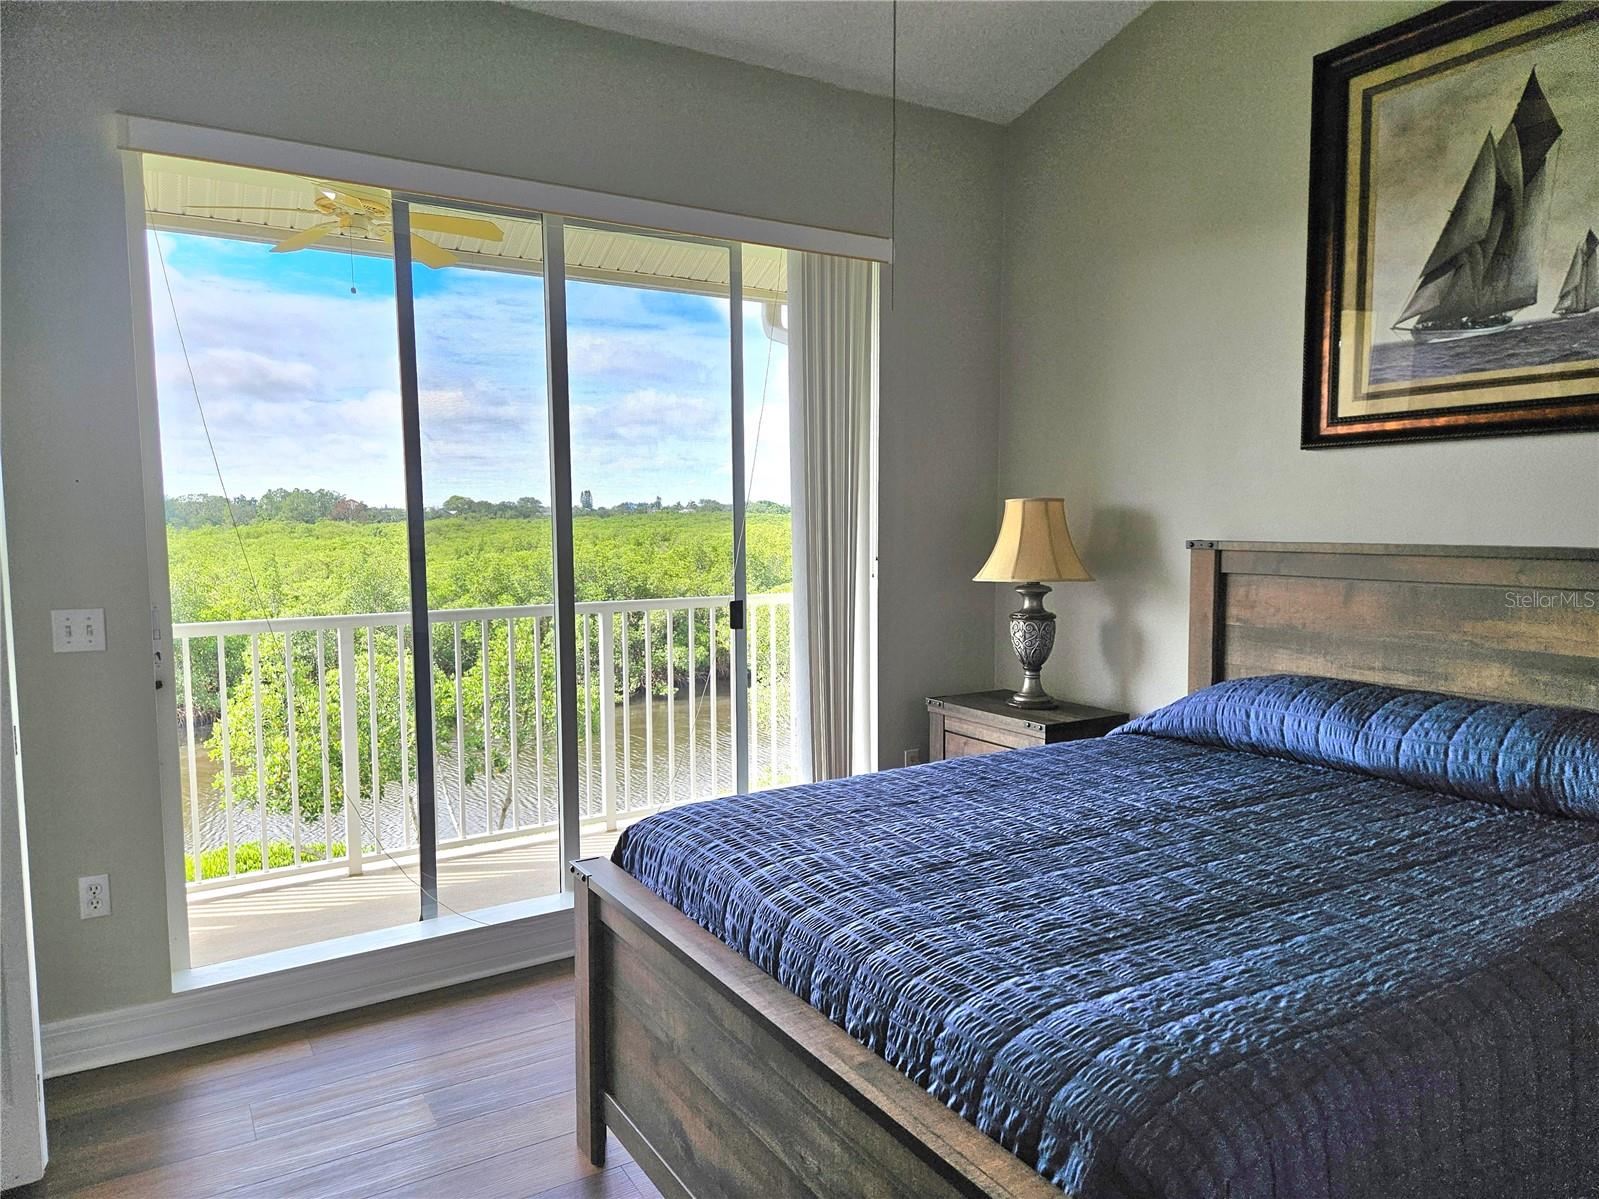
(571, 541), (1599, 1199)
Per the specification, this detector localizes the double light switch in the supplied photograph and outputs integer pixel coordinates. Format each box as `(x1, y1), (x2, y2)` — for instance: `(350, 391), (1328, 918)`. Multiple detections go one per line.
(52, 608), (106, 653)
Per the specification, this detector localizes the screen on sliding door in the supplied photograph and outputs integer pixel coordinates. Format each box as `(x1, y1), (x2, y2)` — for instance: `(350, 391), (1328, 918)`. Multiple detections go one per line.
(563, 223), (740, 828)
(145, 155), (422, 967)
(406, 202), (565, 917)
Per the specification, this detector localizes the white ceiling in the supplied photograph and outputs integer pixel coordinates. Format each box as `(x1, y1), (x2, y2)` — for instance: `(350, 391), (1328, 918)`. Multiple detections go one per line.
(510, 1), (1146, 125)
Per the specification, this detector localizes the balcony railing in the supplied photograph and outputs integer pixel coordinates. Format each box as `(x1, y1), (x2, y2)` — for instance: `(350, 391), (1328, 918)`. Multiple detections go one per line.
(173, 594), (795, 890)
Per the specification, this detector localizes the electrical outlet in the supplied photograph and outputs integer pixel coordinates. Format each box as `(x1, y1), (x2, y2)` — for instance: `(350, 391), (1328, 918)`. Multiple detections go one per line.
(78, 874), (111, 920)
(903, 748), (925, 767)
(52, 608), (106, 653)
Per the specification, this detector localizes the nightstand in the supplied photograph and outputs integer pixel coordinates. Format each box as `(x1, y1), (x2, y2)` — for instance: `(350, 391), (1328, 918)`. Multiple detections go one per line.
(925, 691), (1128, 761)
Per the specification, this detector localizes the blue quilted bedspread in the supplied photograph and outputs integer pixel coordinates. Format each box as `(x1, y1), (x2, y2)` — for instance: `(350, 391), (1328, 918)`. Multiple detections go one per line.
(613, 676), (1599, 1198)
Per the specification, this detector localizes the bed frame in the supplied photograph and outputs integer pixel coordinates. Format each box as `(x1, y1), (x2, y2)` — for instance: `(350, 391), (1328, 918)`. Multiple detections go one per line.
(572, 541), (1599, 1198)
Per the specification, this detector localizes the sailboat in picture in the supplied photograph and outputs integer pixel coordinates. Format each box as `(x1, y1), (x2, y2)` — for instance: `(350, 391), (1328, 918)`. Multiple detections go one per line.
(1554, 229), (1598, 317)
(1393, 69), (1563, 343)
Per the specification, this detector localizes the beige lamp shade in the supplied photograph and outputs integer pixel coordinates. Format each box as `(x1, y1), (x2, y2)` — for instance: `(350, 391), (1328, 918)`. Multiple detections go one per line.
(974, 497), (1093, 583)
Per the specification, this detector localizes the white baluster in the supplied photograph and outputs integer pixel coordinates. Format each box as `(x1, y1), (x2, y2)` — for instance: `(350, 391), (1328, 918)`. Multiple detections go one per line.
(533, 616), (546, 825)
(768, 601), (778, 787)
(181, 638), (201, 882)
(581, 613), (593, 818)
(285, 632), (300, 867)
(398, 625), (412, 848)
(708, 607), (718, 795)
(217, 637), (235, 877)
(316, 630), (332, 864)
(786, 600), (797, 781)
(366, 627), (381, 853)
(643, 611), (654, 809)
(598, 611), (617, 830)
(620, 613), (631, 815)
(453, 621), (465, 842)
(507, 617), (520, 831)
(687, 609), (697, 800)
(481, 619), (494, 830)
(251, 634), (267, 873)
(338, 625), (363, 876)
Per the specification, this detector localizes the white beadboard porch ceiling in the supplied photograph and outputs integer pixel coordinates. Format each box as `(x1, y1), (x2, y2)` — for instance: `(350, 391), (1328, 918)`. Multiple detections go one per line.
(142, 155), (788, 301)
(510, 0), (1147, 125)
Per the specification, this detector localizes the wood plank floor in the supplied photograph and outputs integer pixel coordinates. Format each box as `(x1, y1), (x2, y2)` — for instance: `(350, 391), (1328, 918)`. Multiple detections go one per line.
(5, 964), (661, 1199)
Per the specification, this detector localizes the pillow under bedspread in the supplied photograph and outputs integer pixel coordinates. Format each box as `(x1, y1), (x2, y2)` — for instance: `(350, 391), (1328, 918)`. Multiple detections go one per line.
(1114, 674), (1599, 819)
(614, 711), (1599, 1198)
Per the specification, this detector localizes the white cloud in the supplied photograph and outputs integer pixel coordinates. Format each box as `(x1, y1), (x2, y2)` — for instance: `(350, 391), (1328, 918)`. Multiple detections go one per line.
(149, 232), (789, 510)
(568, 331), (718, 387)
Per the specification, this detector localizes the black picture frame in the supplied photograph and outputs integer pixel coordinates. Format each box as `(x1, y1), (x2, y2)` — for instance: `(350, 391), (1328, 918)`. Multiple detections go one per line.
(1302, 1), (1599, 448)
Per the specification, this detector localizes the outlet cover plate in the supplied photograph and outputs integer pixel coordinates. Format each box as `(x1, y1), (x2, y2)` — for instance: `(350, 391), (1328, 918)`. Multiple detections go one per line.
(53, 609), (106, 653)
(78, 874), (111, 919)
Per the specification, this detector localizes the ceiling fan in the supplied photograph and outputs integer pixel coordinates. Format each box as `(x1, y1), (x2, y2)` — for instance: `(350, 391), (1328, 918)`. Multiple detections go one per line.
(190, 180), (504, 268)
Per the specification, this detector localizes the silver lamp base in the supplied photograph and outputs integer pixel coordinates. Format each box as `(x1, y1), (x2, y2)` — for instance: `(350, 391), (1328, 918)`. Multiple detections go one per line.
(1005, 581), (1058, 709)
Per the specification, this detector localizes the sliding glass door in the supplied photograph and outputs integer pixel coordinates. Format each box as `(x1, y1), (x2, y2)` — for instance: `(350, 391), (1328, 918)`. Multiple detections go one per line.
(405, 202), (568, 917)
(564, 223), (744, 830)
(145, 159), (426, 966)
(145, 154), (800, 967)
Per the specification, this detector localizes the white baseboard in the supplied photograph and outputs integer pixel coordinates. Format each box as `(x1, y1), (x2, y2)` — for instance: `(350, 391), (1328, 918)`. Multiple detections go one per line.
(41, 902), (575, 1077)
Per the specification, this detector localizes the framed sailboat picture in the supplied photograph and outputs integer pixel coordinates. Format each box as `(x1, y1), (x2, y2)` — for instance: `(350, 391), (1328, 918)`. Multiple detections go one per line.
(1304, 1), (1599, 447)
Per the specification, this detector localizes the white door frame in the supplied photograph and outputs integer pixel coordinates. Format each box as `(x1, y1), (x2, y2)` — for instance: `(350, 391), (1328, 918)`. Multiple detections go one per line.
(125, 151), (195, 975)
(122, 124), (867, 1016)
(1, 456), (48, 1185)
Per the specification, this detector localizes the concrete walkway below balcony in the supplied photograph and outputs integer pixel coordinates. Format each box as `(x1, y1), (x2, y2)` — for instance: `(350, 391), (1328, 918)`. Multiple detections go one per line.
(187, 827), (624, 968)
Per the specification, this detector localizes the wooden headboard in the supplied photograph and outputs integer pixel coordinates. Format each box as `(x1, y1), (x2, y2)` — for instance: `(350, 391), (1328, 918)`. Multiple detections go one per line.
(1188, 541), (1599, 711)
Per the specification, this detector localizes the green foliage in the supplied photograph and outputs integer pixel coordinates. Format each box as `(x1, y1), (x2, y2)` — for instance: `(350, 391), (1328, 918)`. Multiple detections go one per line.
(171, 507), (793, 822)
(168, 508), (790, 628)
(186, 839), (347, 882)
(208, 632), (397, 822)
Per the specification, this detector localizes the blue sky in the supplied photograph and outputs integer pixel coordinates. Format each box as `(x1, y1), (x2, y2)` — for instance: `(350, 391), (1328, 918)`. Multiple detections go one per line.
(149, 230), (789, 510)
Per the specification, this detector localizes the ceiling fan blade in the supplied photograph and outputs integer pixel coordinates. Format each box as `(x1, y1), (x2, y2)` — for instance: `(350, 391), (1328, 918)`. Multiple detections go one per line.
(409, 212), (505, 242)
(407, 233), (458, 269)
(314, 179), (389, 203)
(330, 190), (382, 214)
(271, 223), (339, 253)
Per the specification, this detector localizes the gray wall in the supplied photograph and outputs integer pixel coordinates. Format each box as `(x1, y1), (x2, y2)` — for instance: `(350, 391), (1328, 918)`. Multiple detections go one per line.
(997, 1), (1599, 718)
(0, 1), (1002, 1022)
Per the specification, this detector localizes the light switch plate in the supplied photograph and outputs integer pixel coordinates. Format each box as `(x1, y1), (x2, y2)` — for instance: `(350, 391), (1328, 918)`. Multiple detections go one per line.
(52, 608), (105, 653)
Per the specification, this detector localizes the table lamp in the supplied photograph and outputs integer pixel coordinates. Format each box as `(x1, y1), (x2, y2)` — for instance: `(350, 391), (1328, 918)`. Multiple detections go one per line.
(974, 497), (1093, 709)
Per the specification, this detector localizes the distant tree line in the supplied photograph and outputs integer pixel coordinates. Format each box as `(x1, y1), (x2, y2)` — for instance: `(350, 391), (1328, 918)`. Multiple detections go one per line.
(433, 495), (550, 520)
(572, 496), (791, 517)
(168, 487), (789, 529)
(165, 489), (407, 529)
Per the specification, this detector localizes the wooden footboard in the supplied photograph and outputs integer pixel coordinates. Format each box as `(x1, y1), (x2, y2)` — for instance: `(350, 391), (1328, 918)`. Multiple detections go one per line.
(571, 858), (1062, 1199)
